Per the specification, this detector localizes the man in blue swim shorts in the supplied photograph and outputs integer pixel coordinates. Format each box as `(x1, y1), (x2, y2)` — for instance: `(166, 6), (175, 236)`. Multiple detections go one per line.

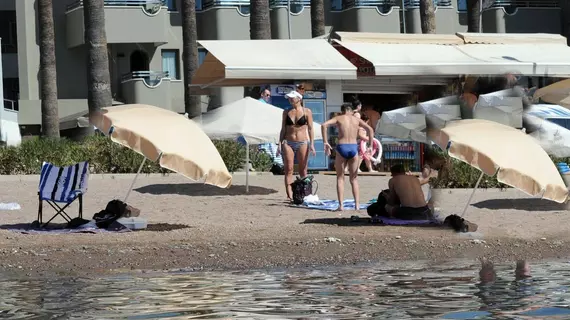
(321, 104), (374, 211)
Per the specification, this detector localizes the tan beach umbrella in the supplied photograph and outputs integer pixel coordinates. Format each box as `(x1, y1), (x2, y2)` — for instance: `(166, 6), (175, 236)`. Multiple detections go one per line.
(428, 119), (568, 216)
(91, 104), (232, 201)
(533, 79), (570, 107)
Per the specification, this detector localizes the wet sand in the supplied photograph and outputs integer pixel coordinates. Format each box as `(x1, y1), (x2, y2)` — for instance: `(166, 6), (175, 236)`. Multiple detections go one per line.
(0, 173), (568, 278)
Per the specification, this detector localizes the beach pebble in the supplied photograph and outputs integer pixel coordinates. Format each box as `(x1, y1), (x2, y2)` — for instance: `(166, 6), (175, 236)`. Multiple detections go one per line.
(395, 236), (402, 239)
(541, 237), (547, 241)
(325, 237), (341, 243)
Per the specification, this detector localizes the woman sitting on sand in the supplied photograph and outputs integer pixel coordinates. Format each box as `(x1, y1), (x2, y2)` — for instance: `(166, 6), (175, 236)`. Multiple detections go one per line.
(278, 90), (316, 201)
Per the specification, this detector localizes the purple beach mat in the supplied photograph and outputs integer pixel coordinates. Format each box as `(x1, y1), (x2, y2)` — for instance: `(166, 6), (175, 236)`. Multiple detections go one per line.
(373, 217), (440, 226)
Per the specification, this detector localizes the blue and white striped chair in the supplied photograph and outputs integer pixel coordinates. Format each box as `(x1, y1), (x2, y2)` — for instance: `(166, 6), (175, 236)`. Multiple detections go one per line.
(36, 161), (89, 227)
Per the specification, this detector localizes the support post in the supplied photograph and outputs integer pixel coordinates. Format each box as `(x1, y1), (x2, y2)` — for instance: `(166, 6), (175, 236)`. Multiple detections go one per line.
(461, 171), (484, 218)
(245, 142), (250, 193)
(287, 0), (292, 39)
(124, 157), (146, 203)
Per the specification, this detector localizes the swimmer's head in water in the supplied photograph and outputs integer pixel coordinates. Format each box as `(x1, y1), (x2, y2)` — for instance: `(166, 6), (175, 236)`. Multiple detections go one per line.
(390, 164), (406, 176)
(340, 104), (353, 114)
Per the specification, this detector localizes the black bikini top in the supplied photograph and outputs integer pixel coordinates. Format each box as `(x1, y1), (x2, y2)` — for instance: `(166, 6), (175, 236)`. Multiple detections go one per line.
(286, 109), (308, 126)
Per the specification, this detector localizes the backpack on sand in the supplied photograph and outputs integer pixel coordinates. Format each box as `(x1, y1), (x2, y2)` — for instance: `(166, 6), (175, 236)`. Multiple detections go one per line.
(291, 176), (318, 205)
(366, 189), (390, 217)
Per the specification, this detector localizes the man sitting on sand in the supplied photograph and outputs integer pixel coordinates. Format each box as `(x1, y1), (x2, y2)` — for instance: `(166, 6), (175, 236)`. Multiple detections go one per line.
(321, 104), (374, 211)
(383, 164), (431, 220)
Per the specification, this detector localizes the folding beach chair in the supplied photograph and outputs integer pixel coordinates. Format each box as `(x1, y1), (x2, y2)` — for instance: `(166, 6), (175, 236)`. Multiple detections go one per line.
(36, 161), (89, 228)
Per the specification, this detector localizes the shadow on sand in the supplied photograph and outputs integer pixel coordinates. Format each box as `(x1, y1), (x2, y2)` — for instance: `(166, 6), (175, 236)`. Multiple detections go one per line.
(134, 183), (278, 196)
(471, 198), (567, 211)
(0, 222), (192, 232)
(302, 217), (443, 228)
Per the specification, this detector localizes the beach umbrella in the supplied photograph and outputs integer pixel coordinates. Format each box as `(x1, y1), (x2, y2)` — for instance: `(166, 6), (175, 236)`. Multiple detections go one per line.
(428, 119), (568, 217)
(197, 97), (322, 192)
(524, 114), (570, 158)
(417, 96), (462, 129)
(376, 106), (428, 143)
(91, 104), (232, 202)
(533, 79), (570, 107)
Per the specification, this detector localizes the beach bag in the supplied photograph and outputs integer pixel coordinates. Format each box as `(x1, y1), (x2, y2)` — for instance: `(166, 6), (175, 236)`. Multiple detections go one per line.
(367, 189), (390, 217)
(93, 200), (138, 229)
(291, 176), (318, 205)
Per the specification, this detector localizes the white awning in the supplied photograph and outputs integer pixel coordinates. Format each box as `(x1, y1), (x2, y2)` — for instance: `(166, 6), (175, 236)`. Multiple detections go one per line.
(334, 40), (570, 76)
(192, 39), (357, 88)
(456, 44), (570, 76)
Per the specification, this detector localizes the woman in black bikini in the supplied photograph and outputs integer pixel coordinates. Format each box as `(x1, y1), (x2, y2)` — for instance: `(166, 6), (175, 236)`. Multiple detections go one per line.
(278, 90), (316, 200)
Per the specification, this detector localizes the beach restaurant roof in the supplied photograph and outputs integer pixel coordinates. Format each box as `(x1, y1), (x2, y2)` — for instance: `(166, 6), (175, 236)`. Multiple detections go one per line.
(190, 32), (570, 88)
(333, 32), (570, 76)
(191, 39), (358, 89)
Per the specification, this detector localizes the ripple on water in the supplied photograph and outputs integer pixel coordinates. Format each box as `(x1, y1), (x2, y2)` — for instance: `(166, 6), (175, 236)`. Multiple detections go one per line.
(4, 261), (570, 318)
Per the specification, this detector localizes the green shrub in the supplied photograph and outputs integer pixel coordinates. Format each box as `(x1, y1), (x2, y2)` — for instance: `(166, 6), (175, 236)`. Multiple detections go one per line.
(249, 145), (273, 172)
(429, 151), (570, 189)
(212, 140), (246, 172)
(0, 136), (274, 175)
(428, 147), (507, 189)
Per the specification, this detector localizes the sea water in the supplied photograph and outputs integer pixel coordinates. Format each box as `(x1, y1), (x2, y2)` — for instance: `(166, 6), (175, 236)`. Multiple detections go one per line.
(1, 260), (570, 319)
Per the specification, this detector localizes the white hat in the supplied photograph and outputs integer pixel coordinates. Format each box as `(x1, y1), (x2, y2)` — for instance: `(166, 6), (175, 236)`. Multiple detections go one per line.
(285, 91), (303, 100)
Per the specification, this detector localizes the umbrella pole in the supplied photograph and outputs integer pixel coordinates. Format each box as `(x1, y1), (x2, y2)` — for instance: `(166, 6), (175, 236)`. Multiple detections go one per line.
(460, 171), (484, 218)
(124, 158), (146, 203)
(245, 142), (250, 193)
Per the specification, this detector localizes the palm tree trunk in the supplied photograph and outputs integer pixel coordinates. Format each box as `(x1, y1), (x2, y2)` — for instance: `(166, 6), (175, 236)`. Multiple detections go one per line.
(310, 0), (325, 38)
(250, 0), (271, 39)
(181, 0), (201, 118)
(467, 0), (480, 32)
(83, 0), (112, 130)
(419, 0), (436, 34)
(38, 0), (60, 138)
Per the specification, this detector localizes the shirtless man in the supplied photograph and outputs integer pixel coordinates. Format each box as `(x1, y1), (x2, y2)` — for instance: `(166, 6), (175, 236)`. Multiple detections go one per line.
(321, 104), (374, 211)
(384, 164), (431, 219)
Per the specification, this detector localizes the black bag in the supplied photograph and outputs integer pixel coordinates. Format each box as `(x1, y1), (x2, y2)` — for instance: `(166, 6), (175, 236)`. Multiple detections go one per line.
(270, 163), (285, 175)
(291, 176), (318, 205)
(93, 199), (129, 229)
(367, 189), (390, 217)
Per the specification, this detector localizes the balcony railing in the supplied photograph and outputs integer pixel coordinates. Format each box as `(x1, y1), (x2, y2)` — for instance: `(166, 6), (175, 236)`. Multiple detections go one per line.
(457, 0), (558, 11)
(342, 0), (398, 11)
(202, 0), (250, 12)
(121, 71), (169, 87)
(66, 0), (166, 11)
(269, 0), (311, 6)
(403, 0), (452, 7)
(490, 0), (559, 7)
(3, 99), (19, 112)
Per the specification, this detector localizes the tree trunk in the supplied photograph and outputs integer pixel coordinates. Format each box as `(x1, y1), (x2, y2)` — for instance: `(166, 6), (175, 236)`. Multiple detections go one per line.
(181, 0), (201, 118)
(38, 0), (60, 138)
(83, 0), (112, 132)
(250, 0), (271, 39)
(310, 0), (326, 38)
(467, 0), (481, 32)
(419, 0), (436, 34)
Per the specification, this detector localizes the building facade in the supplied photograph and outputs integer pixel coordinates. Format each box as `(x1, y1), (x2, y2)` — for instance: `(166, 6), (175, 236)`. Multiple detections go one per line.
(0, 0), (565, 134)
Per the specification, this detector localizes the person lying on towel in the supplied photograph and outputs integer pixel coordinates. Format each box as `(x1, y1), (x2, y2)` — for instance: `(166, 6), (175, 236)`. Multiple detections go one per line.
(383, 164), (431, 220)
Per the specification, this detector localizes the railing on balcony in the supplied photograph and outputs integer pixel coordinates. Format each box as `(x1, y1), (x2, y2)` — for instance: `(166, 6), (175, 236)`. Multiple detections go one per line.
(3, 99), (19, 112)
(202, 0), (251, 13)
(403, 0), (452, 7)
(66, 0), (166, 11)
(491, 0), (559, 7)
(457, 0), (558, 11)
(342, 0), (398, 11)
(121, 71), (169, 87)
(269, 0), (311, 12)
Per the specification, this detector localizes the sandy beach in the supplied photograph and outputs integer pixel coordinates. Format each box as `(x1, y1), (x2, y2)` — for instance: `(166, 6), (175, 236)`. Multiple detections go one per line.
(0, 173), (568, 278)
